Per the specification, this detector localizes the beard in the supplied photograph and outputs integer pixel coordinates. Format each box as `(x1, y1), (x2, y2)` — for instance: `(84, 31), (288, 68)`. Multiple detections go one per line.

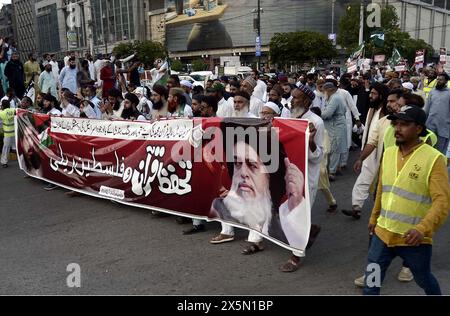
(315, 91), (324, 98)
(291, 106), (306, 118)
(232, 106), (249, 118)
(369, 98), (381, 109)
(152, 100), (164, 111)
(436, 84), (446, 90)
(282, 93), (291, 100)
(224, 183), (272, 232)
(193, 109), (202, 117)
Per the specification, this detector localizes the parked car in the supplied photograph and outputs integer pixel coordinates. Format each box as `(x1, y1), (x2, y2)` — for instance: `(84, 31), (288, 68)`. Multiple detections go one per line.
(189, 71), (214, 86)
(179, 75), (204, 88)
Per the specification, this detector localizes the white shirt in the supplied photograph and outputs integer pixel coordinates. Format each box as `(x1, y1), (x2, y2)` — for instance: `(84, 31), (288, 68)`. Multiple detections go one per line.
(89, 96), (102, 119)
(337, 88), (360, 121)
(217, 97), (233, 118)
(312, 91), (326, 110)
(88, 60), (96, 80)
(62, 103), (80, 118)
(250, 95), (264, 117)
(94, 59), (107, 86)
(49, 60), (59, 82)
(48, 107), (62, 116)
(281, 106), (291, 118)
(1, 96), (19, 109)
(281, 96), (292, 109)
(301, 110), (325, 204)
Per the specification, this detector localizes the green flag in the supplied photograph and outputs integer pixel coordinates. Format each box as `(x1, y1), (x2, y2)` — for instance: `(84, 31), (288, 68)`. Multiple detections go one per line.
(350, 43), (365, 60)
(370, 31), (385, 47)
(388, 48), (402, 67)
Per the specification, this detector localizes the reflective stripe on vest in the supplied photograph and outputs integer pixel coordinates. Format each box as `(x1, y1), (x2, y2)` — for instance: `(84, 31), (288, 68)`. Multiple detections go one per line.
(378, 144), (442, 235)
(383, 125), (438, 149)
(380, 208), (423, 226)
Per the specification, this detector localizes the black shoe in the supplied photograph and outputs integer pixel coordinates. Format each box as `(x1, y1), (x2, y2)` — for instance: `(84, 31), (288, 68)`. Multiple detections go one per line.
(341, 209), (361, 220)
(183, 225), (206, 235)
(2, 164), (8, 168)
(306, 224), (321, 250)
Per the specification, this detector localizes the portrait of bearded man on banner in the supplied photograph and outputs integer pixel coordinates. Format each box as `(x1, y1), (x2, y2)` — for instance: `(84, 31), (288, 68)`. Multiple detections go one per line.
(209, 119), (310, 251)
(16, 112), (52, 178)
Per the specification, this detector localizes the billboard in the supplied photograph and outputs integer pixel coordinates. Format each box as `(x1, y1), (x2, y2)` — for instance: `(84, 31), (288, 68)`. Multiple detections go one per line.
(165, 0), (346, 52)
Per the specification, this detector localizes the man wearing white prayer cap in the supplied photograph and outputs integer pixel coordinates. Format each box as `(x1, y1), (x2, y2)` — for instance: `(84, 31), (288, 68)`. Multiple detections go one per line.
(402, 82), (414, 92)
(180, 80), (193, 106)
(260, 101), (281, 120)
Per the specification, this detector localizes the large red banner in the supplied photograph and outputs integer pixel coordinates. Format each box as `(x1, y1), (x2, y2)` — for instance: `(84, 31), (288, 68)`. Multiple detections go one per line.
(16, 110), (311, 253)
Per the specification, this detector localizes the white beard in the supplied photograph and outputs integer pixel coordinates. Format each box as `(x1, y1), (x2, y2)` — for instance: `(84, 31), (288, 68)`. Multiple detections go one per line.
(291, 106), (306, 118)
(232, 106), (249, 118)
(223, 185), (272, 233)
(315, 91), (324, 98)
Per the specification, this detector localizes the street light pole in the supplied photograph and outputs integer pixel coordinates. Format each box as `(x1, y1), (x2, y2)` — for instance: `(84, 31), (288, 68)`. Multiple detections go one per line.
(257, 0), (261, 70)
(358, 0), (364, 47)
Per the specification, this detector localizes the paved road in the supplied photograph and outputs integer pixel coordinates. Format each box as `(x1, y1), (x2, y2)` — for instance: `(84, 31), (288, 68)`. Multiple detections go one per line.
(1, 153), (449, 295)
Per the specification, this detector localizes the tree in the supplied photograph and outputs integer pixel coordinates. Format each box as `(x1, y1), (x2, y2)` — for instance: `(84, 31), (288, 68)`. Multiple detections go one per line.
(338, 2), (399, 53)
(171, 60), (183, 72)
(337, 2), (434, 64)
(270, 31), (337, 68)
(192, 59), (207, 72)
(113, 40), (166, 67)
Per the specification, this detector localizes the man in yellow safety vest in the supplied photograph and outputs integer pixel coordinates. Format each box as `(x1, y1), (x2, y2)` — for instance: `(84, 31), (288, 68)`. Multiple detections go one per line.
(0, 99), (16, 168)
(423, 69), (450, 98)
(363, 105), (450, 295)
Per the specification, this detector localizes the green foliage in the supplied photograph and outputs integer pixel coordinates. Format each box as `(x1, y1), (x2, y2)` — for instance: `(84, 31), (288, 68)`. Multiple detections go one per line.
(337, 2), (434, 63)
(269, 31), (337, 68)
(113, 40), (166, 67)
(338, 2), (399, 53)
(192, 59), (207, 72)
(171, 59), (184, 72)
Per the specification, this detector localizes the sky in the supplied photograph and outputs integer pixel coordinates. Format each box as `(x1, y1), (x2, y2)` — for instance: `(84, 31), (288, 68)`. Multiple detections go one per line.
(0, 0), (11, 8)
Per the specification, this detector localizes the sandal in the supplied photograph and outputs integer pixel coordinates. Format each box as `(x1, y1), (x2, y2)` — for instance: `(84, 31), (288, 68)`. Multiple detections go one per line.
(326, 204), (338, 214)
(279, 256), (301, 273)
(341, 209), (361, 220)
(241, 243), (264, 255)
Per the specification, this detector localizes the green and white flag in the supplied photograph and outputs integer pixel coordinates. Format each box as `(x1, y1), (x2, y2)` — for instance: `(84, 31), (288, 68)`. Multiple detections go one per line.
(388, 48), (402, 67)
(370, 31), (385, 47)
(350, 43), (365, 60)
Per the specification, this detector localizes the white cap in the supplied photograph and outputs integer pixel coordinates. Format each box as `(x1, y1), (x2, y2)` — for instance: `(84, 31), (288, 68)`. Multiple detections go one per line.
(263, 102), (281, 115)
(133, 87), (145, 96)
(402, 82), (414, 91)
(326, 75), (335, 80)
(180, 80), (193, 89)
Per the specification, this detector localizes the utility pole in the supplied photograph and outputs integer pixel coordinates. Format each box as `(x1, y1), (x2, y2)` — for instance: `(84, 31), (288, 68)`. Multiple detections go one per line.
(331, 0), (336, 34)
(358, 0), (364, 47)
(257, 0), (261, 70)
(85, 0), (94, 56)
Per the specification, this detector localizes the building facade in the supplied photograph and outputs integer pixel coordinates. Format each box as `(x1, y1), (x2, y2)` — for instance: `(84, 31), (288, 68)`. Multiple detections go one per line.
(383, 0), (450, 52)
(164, 0), (346, 66)
(35, 0), (65, 56)
(12, 0), (37, 60)
(148, 0), (165, 44)
(0, 4), (15, 40)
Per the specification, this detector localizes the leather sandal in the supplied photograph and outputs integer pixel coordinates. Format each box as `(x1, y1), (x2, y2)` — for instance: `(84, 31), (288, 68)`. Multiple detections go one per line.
(241, 243), (264, 255)
(279, 256), (301, 273)
(326, 204), (338, 214)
